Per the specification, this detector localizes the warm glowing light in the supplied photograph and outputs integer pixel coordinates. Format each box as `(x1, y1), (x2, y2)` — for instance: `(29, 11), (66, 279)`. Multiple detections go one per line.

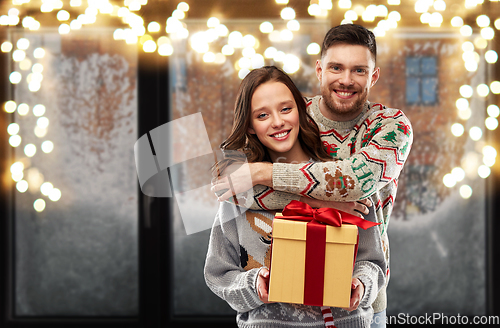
(451, 16), (464, 27)
(34, 199), (46, 212)
(260, 21), (273, 33)
(460, 25), (473, 37)
(9, 135), (21, 147)
(443, 173), (456, 188)
(476, 15), (490, 27)
(307, 43), (320, 55)
(5, 101), (17, 113)
(49, 188), (62, 201)
(283, 54), (300, 74)
(481, 27), (495, 40)
(281, 7), (296, 20)
(215, 24), (228, 37)
(17, 38), (29, 50)
(177, 2), (189, 11)
(434, 0), (446, 11)
(491, 81), (500, 94)
(18, 103), (29, 116)
(280, 29), (293, 41)
(228, 31), (243, 48)
(207, 17), (219, 28)
(458, 108), (471, 120)
(16, 180), (28, 193)
(478, 165), (491, 178)
(12, 171), (23, 182)
(19, 59), (32, 71)
(414, 0), (429, 13)
(242, 34), (256, 48)
(308, 4), (321, 16)
(59, 24), (70, 34)
(387, 0), (400, 4)
(251, 54), (265, 69)
(287, 20), (300, 31)
(496, 18), (500, 30)
(456, 98), (469, 111)
(242, 47), (255, 58)
(461, 41), (474, 52)
(24, 144), (36, 157)
(483, 145), (498, 160)
(339, 0), (352, 9)
(143, 40), (157, 52)
(451, 123), (465, 136)
(33, 47), (45, 58)
(274, 51), (286, 62)
(10, 161), (24, 174)
(485, 117), (498, 130)
(1, 41), (13, 52)
(40, 182), (54, 196)
(345, 10), (358, 21)
(459, 185), (472, 199)
(485, 50), (498, 64)
(469, 126), (482, 141)
(388, 11), (401, 21)
(459, 85), (473, 98)
(158, 43), (173, 56)
(214, 53), (226, 65)
(238, 68), (250, 80)
(13, 49), (26, 62)
(33, 104), (45, 117)
(7, 123), (20, 135)
(264, 47), (277, 59)
(477, 84), (489, 97)
(57, 10), (70, 21)
(319, 0), (333, 10)
(451, 167), (465, 182)
(276, 0), (289, 3)
(238, 57), (251, 70)
(487, 105), (500, 117)
(147, 21), (160, 33)
(221, 45), (234, 56)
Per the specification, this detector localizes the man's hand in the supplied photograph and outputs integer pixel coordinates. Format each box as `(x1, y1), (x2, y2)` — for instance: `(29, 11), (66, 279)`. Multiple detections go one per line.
(212, 162), (273, 202)
(300, 197), (372, 218)
(256, 267), (273, 303)
(342, 278), (364, 312)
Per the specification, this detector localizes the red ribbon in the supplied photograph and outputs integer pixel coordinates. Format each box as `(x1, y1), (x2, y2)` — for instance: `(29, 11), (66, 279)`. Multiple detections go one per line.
(279, 200), (380, 307)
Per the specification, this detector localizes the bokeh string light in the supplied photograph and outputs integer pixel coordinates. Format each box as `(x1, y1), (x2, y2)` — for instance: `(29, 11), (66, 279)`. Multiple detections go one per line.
(1, 0), (499, 203)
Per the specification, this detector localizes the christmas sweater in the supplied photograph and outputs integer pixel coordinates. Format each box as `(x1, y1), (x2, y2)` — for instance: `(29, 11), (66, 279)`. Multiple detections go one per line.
(204, 201), (387, 328)
(245, 96), (413, 313)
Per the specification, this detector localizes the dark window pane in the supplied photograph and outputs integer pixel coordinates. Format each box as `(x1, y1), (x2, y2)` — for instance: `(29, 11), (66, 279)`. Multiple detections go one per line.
(406, 57), (421, 76)
(406, 77), (420, 104)
(421, 56), (437, 75)
(422, 77), (438, 104)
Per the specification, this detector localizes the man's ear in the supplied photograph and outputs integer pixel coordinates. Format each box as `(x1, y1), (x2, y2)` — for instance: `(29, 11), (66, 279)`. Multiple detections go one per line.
(371, 67), (380, 87)
(315, 59), (323, 82)
(247, 127), (255, 134)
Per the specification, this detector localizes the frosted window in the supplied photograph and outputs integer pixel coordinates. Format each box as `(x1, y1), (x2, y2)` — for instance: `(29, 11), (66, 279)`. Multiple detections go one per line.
(9, 30), (138, 316)
(405, 56), (438, 105)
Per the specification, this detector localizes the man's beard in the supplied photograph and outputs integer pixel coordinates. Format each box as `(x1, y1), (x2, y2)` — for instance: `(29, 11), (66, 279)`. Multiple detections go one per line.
(322, 85), (368, 120)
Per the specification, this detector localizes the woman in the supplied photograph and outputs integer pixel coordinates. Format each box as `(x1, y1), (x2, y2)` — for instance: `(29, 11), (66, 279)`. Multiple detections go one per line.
(204, 66), (386, 328)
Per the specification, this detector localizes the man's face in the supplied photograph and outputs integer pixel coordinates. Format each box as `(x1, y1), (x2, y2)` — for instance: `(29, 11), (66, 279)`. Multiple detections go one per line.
(315, 43), (380, 121)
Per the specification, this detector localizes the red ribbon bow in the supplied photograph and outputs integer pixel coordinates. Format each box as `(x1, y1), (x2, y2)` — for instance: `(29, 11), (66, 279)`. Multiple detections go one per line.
(281, 200), (381, 230)
(276, 200), (380, 307)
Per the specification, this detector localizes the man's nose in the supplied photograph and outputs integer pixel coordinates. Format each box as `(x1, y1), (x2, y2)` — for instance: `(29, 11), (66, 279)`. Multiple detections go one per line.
(339, 70), (353, 86)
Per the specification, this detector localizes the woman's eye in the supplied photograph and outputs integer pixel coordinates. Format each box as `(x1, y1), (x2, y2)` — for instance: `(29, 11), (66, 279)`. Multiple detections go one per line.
(257, 113), (267, 119)
(281, 107), (292, 113)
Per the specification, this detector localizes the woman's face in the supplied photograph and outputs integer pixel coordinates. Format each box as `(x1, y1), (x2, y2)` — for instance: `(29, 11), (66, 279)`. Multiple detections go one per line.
(247, 81), (303, 163)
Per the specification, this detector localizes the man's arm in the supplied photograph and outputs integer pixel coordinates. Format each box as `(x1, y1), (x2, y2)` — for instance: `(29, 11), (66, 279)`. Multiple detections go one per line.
(213, 110), (412, 203)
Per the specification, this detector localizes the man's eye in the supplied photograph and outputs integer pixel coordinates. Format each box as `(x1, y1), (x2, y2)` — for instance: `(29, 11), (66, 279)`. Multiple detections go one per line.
(356, 69), (366, 74)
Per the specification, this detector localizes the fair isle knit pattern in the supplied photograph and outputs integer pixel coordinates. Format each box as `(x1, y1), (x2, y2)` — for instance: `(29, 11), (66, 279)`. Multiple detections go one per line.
(204, 201), (387, 328)
(246, 97), (413, 313)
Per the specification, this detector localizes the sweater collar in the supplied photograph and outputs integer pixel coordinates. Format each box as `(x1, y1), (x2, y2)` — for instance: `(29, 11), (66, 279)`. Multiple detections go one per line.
(312, 96), (370, 131)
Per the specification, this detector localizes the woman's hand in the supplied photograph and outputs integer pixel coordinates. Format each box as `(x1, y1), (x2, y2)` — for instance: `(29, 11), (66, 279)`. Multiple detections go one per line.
(341, 278), (365, 312)
(256, 267), (273, 303)
(299, 196), (372, 218)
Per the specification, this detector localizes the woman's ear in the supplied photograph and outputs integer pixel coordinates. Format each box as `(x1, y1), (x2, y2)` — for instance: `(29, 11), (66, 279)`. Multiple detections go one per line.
(247, 127), (255, 134)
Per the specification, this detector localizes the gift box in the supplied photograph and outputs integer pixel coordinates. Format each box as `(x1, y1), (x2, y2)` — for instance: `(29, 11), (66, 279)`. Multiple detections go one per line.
(268, 213), (358, 308)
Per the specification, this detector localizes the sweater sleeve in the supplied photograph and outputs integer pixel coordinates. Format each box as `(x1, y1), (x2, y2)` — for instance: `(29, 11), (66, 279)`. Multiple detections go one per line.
(204, 203), (264, 313)
(272, 111), (413, 202)
(351, 211), (387, 308)
(244, 185), (300, 210)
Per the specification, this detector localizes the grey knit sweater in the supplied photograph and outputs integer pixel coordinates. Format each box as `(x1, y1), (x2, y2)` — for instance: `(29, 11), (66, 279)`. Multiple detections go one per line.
(204, 201), (387, 328)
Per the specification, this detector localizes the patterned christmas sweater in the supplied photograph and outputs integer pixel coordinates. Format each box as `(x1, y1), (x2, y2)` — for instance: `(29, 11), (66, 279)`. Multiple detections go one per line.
(245, 96), (413, 313)
(204, 201), (386, 328)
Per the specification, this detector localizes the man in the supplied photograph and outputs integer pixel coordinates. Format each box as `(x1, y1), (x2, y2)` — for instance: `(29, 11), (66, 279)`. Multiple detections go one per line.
(212, 24), (413, 328)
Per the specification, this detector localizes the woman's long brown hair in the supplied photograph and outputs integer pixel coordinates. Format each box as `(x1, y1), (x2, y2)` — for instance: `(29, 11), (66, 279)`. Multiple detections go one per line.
(214, 66), (331, 177)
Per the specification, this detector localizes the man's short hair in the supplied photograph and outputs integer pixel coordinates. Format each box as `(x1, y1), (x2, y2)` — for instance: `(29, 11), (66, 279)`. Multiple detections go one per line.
(320, 24), (377, 64)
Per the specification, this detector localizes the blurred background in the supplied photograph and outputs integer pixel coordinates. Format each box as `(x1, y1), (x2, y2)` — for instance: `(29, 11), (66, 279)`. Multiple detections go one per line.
(1, 0), (500, 327)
